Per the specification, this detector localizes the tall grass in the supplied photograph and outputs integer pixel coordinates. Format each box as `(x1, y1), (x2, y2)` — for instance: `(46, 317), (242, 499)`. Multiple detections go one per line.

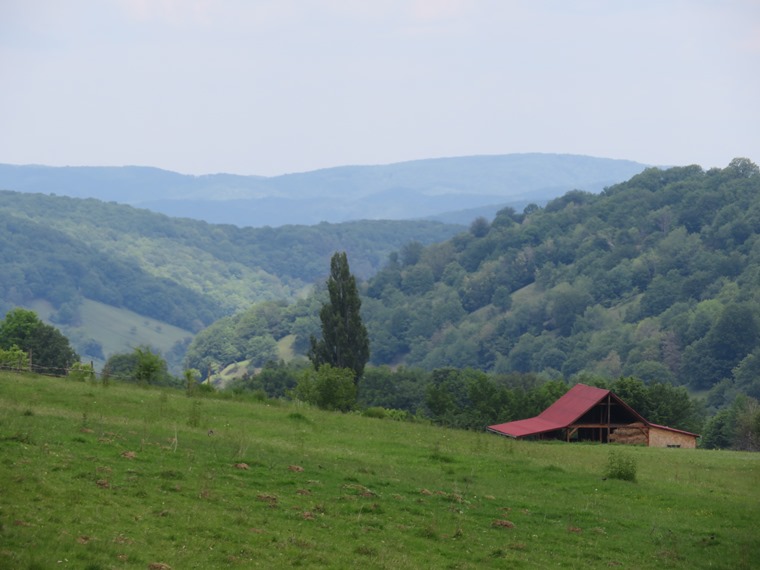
(1, 371), (758, 569)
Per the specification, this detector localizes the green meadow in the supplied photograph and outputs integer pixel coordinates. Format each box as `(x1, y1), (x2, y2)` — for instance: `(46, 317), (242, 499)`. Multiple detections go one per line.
(1, 372), (757, 569)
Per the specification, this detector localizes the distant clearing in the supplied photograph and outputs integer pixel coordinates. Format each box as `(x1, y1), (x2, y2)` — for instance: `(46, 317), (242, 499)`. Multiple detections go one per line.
(31, 298), (192, 368)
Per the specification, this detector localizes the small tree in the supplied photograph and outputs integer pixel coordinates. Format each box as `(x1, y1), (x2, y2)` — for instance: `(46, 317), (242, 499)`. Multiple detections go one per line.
(0, 308), (78, 373)
(184, 368), (201, 395)
(102, 346), (172, 386)
(0, 345), (29, 371)
(309, 252), (370, 382)
(134, 346), (165, 385)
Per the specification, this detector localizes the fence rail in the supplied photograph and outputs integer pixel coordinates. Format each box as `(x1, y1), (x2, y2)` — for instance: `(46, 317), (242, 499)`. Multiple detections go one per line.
(0, 361), (142, 385)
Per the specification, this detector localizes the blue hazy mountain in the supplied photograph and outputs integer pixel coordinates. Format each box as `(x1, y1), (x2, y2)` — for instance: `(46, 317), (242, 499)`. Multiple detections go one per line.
(0, 154), (649, 227)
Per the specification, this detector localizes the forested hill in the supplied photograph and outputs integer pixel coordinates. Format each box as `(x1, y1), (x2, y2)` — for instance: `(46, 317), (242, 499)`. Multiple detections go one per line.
(356, 159), (760, 404)
(0, 154), (648, 227)
(0, 190), (462, 361)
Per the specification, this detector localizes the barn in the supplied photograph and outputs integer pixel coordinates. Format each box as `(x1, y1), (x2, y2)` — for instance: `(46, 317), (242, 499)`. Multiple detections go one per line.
(487, 383), (698, 448)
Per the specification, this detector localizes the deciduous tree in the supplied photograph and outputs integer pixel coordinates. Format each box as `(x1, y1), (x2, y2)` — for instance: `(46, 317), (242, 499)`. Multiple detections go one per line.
(0, 308), (78, 372)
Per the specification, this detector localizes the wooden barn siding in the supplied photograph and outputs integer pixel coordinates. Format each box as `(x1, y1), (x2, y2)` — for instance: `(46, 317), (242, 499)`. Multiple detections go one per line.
(649, 427), (697, 448)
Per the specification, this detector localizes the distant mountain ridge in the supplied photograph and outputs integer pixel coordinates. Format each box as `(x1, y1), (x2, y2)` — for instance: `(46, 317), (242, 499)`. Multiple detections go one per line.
(0, 154), (649, 227)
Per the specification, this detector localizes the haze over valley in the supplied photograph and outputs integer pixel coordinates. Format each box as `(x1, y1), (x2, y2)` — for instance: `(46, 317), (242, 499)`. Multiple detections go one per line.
(0, 154), (648, 227)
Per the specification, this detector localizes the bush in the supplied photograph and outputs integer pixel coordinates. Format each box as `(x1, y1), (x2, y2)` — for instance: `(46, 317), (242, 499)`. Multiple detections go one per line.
(362, 406), (387, 419)
(0, 345), (29, 371)
(604, 449), (637, 482)
(387, 409), (412, 422)
(360, 407), (412, 421)
(294, 364), (356, 412)
(250, 389), (268, 402)
(67, 362), (95, 382)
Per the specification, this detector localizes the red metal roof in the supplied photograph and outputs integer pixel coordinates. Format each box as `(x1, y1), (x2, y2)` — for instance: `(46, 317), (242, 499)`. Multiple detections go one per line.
(487, 383), (699, 439)
(488, 384), (613, 437)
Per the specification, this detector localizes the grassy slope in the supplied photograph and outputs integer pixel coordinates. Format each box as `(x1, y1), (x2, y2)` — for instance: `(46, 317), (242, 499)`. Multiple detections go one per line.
(1, 373), (757, 569)
(30, 299), (193, 368)
(209, 336), (301, 389)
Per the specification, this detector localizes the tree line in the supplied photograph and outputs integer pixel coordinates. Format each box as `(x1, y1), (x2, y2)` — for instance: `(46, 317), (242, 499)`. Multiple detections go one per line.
(3, 287), (757, 450)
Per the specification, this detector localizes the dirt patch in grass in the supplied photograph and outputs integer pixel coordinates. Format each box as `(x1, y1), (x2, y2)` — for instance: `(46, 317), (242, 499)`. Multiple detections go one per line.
(257, 493), (278, 507)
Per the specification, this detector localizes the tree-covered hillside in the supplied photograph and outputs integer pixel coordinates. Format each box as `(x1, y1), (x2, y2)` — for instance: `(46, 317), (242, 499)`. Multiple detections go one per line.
(0, 190), (462, 360)
(360, 159), (760, 405)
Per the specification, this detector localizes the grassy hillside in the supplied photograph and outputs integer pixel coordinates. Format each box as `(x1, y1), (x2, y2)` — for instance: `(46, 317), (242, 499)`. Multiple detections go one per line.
(30, 299), (193, 370)
(1, 372), (757, 569)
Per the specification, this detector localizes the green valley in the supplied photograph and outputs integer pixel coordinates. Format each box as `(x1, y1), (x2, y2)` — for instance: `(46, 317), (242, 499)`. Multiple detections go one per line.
(2, 159), (760, 451)
(0, 190), (463, 363)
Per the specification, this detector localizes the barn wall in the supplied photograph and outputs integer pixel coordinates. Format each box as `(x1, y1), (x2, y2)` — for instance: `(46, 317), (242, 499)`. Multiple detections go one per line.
(648, 427), (697, 448)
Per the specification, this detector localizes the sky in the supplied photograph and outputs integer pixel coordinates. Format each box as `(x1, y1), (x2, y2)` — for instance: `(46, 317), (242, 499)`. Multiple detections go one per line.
(1, 0), (758, 176)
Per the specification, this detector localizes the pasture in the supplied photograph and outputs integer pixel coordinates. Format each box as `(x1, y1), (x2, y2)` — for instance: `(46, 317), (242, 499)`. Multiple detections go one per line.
(0, 372), (757, 569)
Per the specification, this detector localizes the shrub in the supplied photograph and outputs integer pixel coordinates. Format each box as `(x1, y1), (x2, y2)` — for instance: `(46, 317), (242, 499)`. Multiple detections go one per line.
(294, 364), (356, 412)
(0, 345), (28, 371)
(604, 449), (637, 482)
(188, 400), (202, 428)
(362, 406), (387, 419)
(250, 389), (268, 402)
(68, 362), (95, 382)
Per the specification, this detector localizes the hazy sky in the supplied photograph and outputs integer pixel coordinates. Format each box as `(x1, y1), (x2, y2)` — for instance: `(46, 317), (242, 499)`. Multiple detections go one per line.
(1, 1), (758, 176)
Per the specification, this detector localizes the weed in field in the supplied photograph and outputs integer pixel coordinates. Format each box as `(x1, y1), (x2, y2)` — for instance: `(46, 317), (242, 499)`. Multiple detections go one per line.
(429, 450), (455, 463)
(605, 449), (638, 482)
(158, 390), (169, 418)
(250, 388), (268, 402)
(418, 524), (439, 540)
(188, 399), (202, 428)
(231, 430), (250, 460)
(354, 544), (379, 556)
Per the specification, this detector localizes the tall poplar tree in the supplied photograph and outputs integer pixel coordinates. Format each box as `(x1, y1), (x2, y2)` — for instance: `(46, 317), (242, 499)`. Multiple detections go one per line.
(309, 252), (370, 382)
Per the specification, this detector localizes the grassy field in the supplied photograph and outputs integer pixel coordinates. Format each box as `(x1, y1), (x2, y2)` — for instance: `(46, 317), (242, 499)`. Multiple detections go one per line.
(1, 372), (757, 569)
